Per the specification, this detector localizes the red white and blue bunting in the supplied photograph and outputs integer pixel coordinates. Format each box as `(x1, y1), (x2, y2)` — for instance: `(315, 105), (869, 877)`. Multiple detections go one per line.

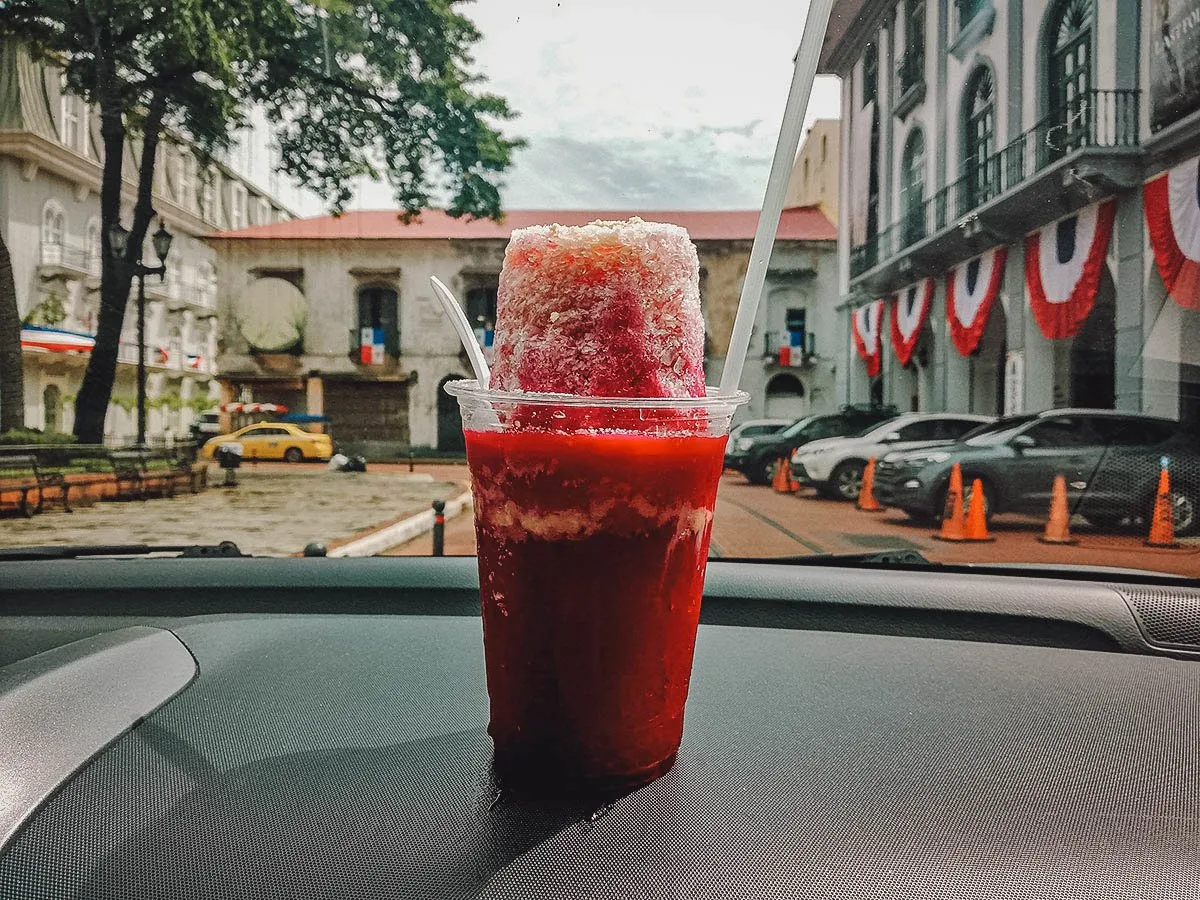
(889, 278), (933, 367)
(1144, 152), (1200, 311)
(851, 299), (885, 378)
(946, 247), (1007, 356)
(20, 325), (95, 354)
(1025, 200), (1115, 340)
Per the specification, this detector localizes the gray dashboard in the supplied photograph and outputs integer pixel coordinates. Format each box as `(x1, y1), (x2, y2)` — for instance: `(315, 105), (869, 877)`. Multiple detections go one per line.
(2, 559), (1200, 899)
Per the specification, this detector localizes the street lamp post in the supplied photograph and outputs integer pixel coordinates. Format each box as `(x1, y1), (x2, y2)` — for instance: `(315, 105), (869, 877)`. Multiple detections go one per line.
(108, 219), (173, 448)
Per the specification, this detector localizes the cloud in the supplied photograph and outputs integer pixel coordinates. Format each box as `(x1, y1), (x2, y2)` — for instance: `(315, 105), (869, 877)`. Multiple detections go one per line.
(499, 133), (773, 209)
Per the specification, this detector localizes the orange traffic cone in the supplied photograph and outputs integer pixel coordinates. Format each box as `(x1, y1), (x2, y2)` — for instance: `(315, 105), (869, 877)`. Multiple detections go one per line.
(858, 456), (883, 511)
(961, 478), (994, 542)
(933, 463), (966, 541)
(772, 457), (788, 493)
(1038, 474), (1078, 545)
(1146, 465), (1179, 548)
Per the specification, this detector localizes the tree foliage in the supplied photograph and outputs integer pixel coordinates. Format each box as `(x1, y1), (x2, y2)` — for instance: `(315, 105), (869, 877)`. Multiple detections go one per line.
(0, 0), (521, 441)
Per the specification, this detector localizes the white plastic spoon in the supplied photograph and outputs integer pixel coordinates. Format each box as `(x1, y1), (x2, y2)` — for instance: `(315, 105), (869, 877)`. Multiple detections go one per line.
(430, 275), (491, 388)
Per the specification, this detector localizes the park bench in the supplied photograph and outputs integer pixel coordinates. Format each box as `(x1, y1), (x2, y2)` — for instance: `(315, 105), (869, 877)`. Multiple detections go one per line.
(108, 449), (179, 501)
(0, 453), (71, 516)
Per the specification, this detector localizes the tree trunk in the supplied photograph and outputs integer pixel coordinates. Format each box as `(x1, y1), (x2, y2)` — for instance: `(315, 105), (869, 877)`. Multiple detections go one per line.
(0, 227), (24, 433)
(73, 88), (167, 444)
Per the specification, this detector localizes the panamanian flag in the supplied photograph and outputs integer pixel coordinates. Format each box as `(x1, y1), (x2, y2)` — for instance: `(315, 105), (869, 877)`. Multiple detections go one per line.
(360, 327), (385, 365)
(186, 354), (203, 370)
(778, 330), (804, 367)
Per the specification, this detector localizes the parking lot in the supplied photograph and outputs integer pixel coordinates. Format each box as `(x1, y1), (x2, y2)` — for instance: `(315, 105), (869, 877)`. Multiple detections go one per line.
(390, 469), (1200, 577)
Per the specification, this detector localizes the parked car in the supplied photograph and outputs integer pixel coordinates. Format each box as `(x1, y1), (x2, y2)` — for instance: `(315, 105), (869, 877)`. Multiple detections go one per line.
(730, 405), (899, 485)
(201, 422), (335, 463)
(791, 413), (993, 500)
(728, 418), (792, 447)
(873, 409), (1200, 534)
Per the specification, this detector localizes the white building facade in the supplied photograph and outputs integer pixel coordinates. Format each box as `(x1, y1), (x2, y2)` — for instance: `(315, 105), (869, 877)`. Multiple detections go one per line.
(823, 0), (1200, 424)
(0, 39), (304, 441)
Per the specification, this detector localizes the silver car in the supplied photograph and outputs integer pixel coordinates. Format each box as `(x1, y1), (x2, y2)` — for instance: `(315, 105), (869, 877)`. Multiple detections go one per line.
(791, 413), (994, 501)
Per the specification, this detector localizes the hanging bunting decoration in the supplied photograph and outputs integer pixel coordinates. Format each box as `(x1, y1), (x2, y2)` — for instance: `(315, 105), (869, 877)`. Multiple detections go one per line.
(946, 247), (1007, 356)
(1025, 200), (1115, 340)
(20, 325), (95, 354)
(889, 278), (934, 366)
(1144, 153), (1200, 311)
(851, 299), (885, 378)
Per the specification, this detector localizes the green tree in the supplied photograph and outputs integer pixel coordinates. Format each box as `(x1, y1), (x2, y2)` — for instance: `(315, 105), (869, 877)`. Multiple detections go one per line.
(0, 226), (23, 432)
(1, 0), (520, 443)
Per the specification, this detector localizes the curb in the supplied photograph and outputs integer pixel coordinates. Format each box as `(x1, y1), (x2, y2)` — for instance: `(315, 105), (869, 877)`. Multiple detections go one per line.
(327, 490), (474, 558)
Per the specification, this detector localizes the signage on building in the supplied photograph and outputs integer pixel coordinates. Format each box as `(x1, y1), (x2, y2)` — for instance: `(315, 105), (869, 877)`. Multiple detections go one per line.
(1003, 351), (1024, 416)
(1150, 0), (1200, 132)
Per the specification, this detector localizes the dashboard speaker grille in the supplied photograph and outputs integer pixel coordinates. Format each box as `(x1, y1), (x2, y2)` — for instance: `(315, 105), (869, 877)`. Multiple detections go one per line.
(1120, 586), (1200, 649)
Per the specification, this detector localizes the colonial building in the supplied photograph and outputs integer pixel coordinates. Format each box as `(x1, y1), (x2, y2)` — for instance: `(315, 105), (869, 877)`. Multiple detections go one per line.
(0, 39), (303, 441)
(822, 0), (1200, 423)
(207, 206), (837, 455)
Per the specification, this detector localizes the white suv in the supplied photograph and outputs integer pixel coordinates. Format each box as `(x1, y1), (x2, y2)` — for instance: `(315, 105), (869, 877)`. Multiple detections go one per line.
(791, 413), (993, 501)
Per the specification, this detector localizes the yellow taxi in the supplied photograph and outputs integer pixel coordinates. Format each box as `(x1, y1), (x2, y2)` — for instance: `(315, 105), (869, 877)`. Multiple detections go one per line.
(201, 422), (334, 462)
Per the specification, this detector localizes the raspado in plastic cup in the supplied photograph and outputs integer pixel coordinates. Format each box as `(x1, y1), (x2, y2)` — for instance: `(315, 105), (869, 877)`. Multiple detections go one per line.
(447, 380), (746, 794)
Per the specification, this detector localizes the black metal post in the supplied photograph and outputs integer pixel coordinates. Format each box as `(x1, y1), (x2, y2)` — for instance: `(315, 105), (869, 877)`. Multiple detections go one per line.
(432, 499), (446, 556)
(136, 270), (147, 448)
(408, 448), (415, 472)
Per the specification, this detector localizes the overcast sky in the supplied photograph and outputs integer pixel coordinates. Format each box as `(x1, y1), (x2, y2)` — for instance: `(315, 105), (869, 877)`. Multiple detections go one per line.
(348, 0), (841, 211)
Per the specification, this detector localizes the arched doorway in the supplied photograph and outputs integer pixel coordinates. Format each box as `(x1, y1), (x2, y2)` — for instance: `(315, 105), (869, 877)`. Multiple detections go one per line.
(1070, 268), (1116, 408)
(437, 375), (466, 452)
(971, 302), (1007, 415)
(765, 373), (806, 419)
(43, 385), (61, 433)
(869, 375), (885, 408)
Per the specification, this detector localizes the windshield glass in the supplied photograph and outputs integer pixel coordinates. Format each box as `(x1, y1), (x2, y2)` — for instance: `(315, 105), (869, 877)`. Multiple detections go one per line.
(776, 417), (815, 440)
(962, 416), (1040, 446)
(0, 0), (1197, 580)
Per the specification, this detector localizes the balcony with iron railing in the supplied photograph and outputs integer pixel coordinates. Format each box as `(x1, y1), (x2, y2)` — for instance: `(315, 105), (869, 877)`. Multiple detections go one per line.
(39, 242), (101, 280)
(850, 89), (1142, 295)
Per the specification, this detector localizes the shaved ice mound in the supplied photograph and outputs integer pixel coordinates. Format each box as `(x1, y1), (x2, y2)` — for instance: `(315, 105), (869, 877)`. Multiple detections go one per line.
(490, 218), (707, 398)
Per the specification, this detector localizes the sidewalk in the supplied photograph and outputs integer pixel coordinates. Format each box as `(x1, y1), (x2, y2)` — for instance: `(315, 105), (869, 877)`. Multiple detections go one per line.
(383, 507), (477, 556)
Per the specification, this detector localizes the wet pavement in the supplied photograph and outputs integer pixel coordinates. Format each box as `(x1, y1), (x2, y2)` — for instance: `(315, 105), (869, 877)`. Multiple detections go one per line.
(0, 463), (468, 557)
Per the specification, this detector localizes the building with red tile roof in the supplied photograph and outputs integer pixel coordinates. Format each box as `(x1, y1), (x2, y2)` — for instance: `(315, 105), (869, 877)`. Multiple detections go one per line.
(210, 206), (837, 243)
(206, 207), (837, 453)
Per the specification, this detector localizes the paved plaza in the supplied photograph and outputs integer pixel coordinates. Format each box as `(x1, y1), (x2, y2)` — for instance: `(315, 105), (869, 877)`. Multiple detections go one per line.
(0, 463), (468, 557)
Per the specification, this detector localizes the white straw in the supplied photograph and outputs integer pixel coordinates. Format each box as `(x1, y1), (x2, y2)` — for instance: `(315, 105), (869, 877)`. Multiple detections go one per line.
(718, 0), (836, 397)
(430, 275), (491, 388)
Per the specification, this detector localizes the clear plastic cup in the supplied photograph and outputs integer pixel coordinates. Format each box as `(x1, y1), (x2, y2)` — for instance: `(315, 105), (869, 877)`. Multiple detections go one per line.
(446, 380), (747, 795)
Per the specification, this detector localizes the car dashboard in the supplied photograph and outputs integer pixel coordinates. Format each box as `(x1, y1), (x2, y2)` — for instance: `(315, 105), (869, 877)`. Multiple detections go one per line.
(2, 557), (1199, 899)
